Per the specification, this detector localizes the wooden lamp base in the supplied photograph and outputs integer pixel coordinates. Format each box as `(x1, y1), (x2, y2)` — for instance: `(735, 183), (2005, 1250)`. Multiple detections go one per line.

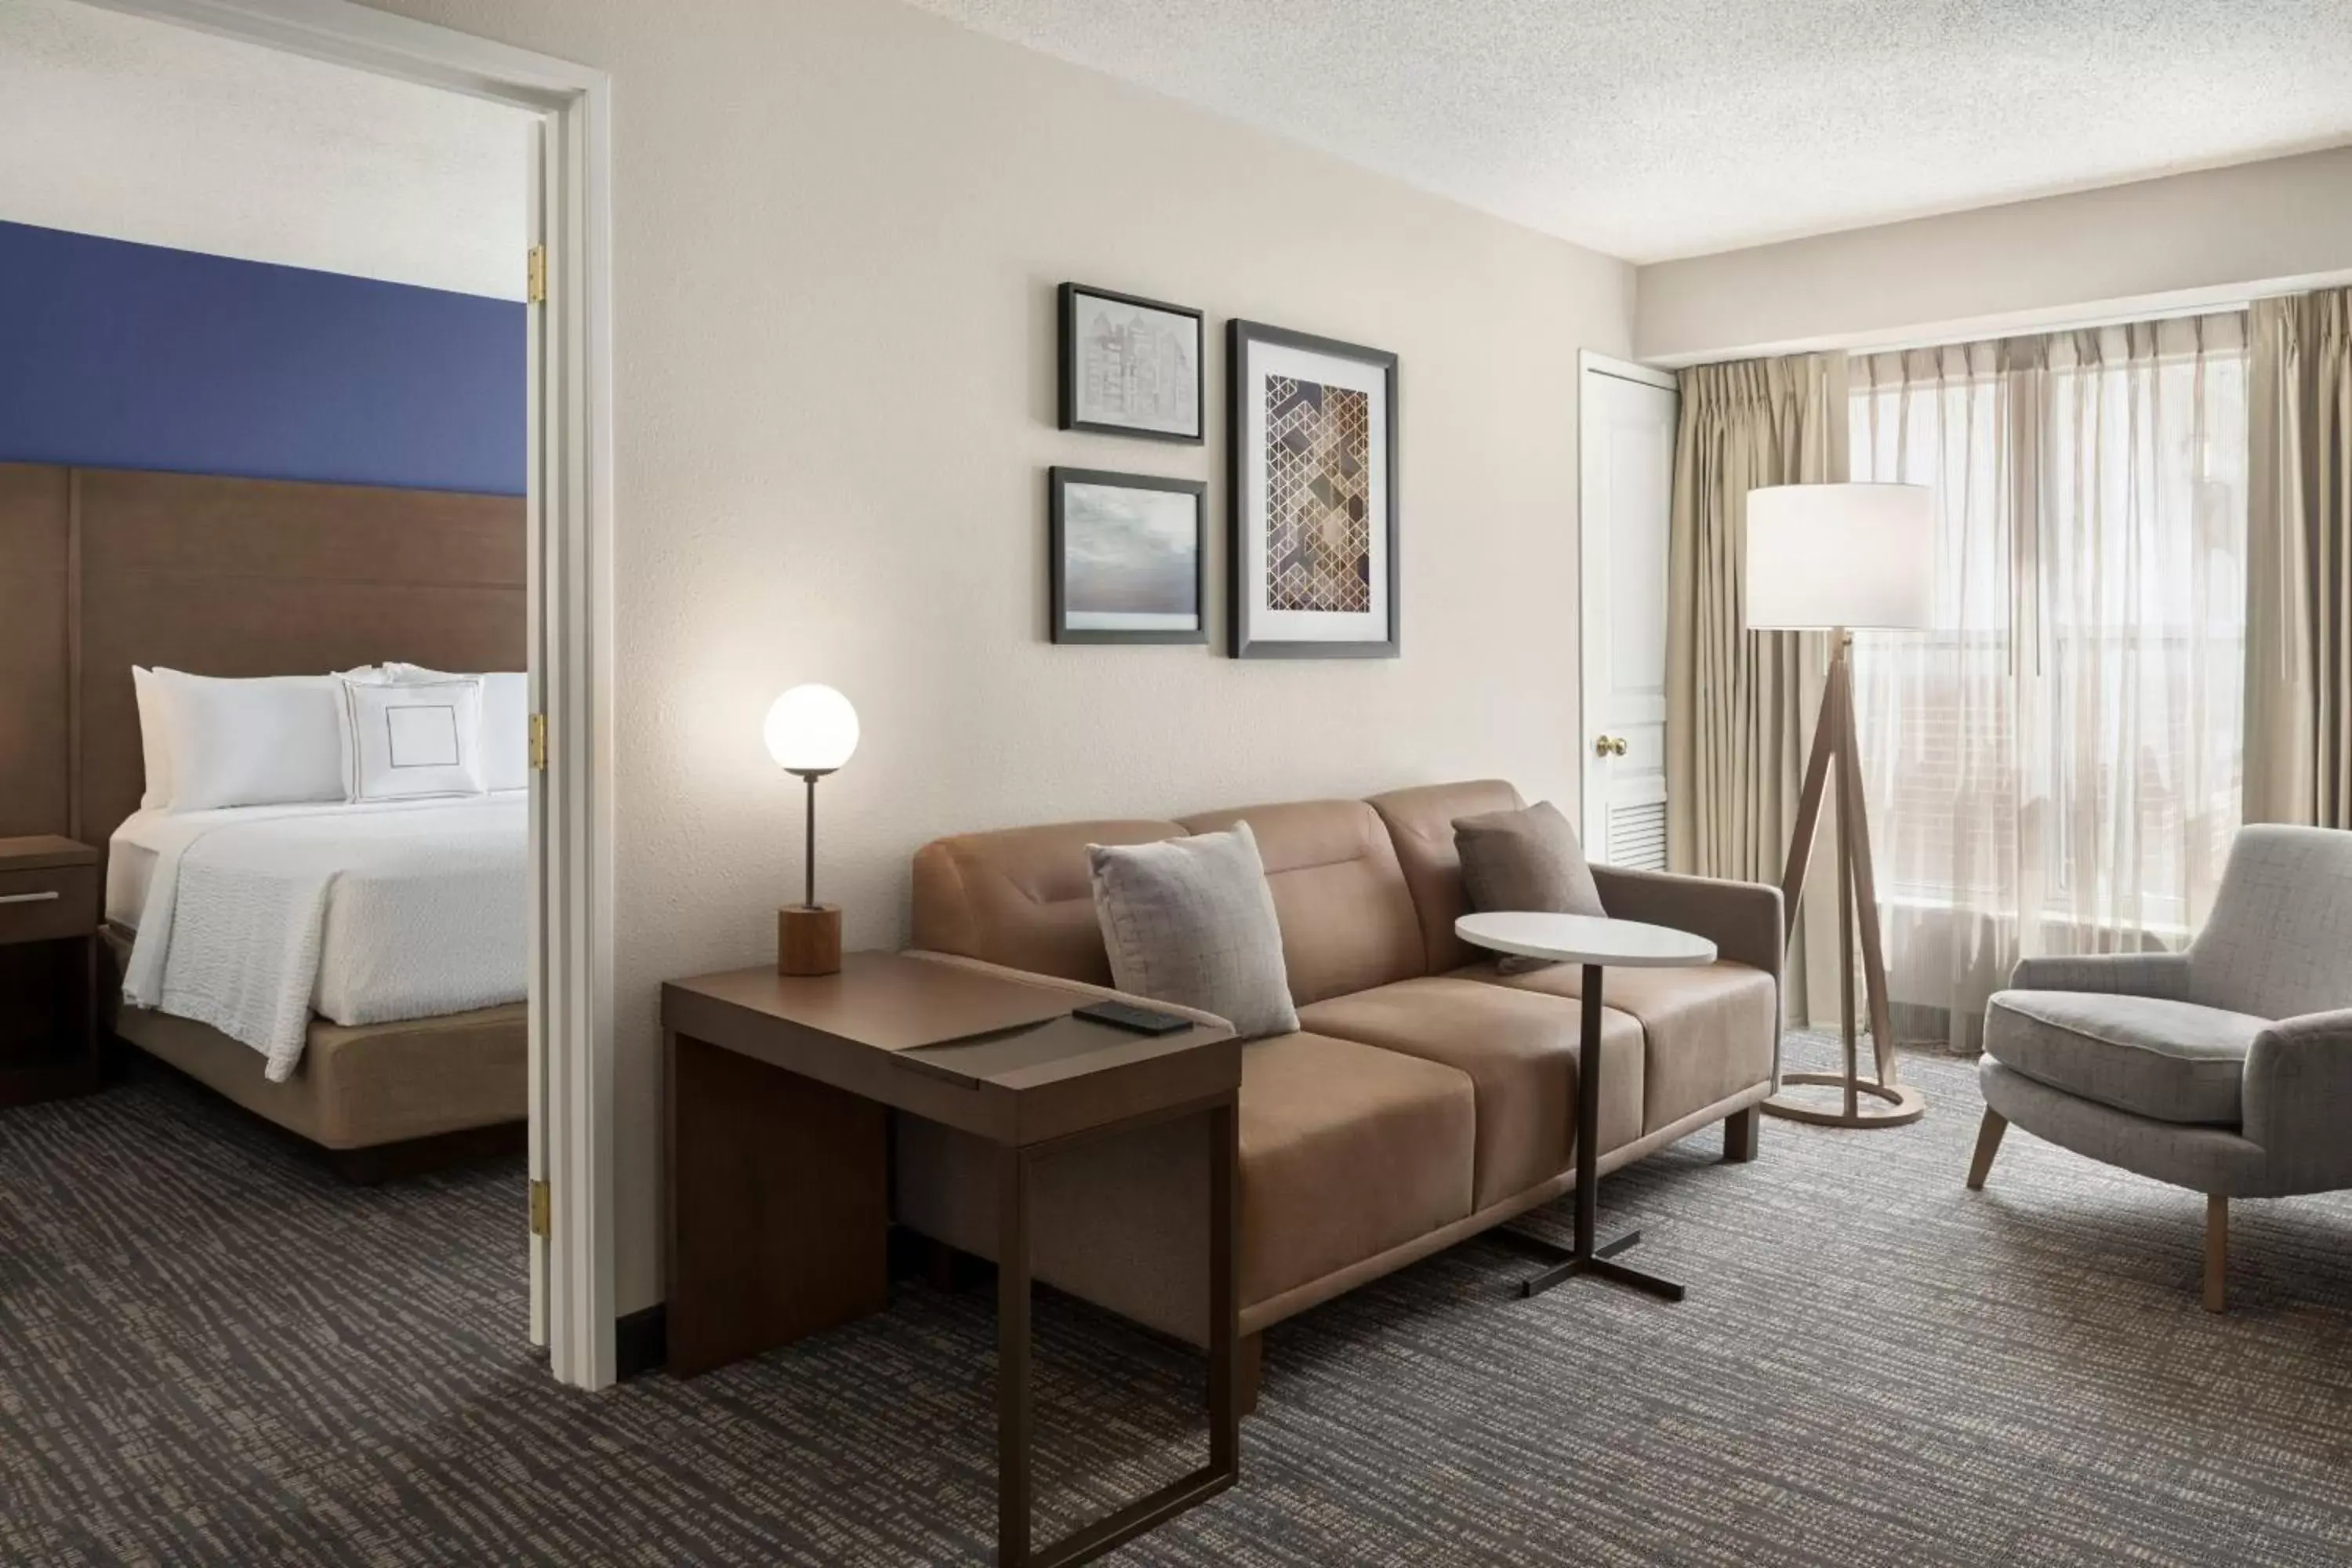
(777, 905), (842, 976)
(1759, 629), (1926, 1133)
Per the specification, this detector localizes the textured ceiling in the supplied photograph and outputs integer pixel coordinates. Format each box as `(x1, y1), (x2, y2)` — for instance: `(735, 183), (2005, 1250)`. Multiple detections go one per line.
(909, 0), (2352, 262)
(0, 0), (533, 298)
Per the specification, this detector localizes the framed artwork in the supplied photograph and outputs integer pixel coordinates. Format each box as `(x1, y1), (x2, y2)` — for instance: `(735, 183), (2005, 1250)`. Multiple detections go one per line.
(1058, 283), (1205, 443)
(1049, 466), (1208, 644)
(1227, 319), (1399, 659)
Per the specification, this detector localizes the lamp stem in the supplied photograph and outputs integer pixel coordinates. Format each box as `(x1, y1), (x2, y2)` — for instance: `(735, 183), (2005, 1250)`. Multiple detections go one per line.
(804, 771), (818, 910)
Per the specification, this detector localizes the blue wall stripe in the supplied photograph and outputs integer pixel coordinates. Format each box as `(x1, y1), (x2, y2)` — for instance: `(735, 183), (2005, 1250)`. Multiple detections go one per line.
(0, 220), (525, 495)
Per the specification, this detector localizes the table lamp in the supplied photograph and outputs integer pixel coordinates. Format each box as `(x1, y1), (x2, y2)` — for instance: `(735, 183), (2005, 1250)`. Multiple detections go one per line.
(764, 683), (859, 976)
(1744, 482), (1933, 1129)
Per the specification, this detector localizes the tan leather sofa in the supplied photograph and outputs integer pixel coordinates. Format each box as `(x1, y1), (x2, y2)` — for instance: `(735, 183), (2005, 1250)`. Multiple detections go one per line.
(897, 779), (1782, 1410)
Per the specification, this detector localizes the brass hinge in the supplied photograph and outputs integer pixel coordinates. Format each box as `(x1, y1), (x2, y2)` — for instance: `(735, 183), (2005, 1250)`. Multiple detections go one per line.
(526, 244), (547, 305)
(528, 1178), (551, 1238)
(528, 712), (548, 771)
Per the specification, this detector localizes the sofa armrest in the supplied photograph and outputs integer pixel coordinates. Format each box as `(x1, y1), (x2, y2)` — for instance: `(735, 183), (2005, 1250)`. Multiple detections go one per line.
(902, 949), (1236, 1034)
(1588, 866), (1783, 985)
(2006, 951), (2193, 999)
(2241, 1009), (2352, 1188)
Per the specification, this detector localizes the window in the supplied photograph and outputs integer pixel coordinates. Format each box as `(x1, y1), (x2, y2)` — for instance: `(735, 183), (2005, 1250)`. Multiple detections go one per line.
(1846, 314), (2247, 1044)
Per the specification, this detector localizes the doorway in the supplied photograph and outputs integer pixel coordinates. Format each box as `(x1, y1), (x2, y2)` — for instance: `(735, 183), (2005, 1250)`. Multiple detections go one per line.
(1577, 350), (1679, 869)
(69, 0), (616, 1389)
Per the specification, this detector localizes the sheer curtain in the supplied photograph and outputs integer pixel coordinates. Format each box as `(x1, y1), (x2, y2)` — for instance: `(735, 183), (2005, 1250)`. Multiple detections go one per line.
(1848, 314), (2249, 1051)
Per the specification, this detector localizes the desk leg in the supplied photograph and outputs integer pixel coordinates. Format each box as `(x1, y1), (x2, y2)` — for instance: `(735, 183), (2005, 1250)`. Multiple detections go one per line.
(998, 1094), (1241, 1568)
(1508, 967), (1685, 1303)
(664, 1031), (889, 1377)
(998, 1145), (1033, 1566)
(1207, 1098), (1238, 1475)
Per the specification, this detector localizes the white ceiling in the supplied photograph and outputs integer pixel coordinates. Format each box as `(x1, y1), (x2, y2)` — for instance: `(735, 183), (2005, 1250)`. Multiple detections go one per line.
(0, 0), (534, 299)
(909, 0), (2352, 263)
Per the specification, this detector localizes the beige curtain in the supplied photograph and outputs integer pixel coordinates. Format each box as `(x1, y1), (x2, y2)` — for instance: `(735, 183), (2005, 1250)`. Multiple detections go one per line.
(1848, 314), (2249, 1051)
(2245, 287), (2352, 829)
(1666, 354), (1846, 1023)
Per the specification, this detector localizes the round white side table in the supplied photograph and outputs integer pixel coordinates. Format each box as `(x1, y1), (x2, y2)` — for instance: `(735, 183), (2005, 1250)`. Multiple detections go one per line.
(1455, 911), (1715, 1303)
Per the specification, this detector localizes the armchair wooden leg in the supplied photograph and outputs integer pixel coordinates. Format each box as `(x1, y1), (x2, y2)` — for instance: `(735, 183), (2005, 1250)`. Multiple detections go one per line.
(2205, 1196), (2227, 1314)
(1236, 1330), (1263, 1418)
(1722, 1105), (1760, 1163)
(1965, 1109), (2007, 1190)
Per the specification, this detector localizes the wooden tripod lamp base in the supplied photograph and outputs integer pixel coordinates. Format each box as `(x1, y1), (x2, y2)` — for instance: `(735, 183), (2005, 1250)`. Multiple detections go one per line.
(778, 905), (842, 976)
(1761, 628), (1926, 1131)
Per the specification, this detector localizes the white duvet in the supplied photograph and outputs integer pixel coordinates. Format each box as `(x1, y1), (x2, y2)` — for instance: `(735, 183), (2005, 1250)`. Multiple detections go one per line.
(113, 796), (527, 1081)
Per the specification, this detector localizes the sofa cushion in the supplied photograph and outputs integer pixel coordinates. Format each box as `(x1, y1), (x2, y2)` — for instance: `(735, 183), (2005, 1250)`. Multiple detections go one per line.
(1299, 977), (1641, 1207)
(891, 1027), (1475, 1342)
(911, 818), (1184, 985)
(1089, 823), (1298, 1040)
(1237, 1029), (1476, 1308)
(1368, 780), (1525, 973)
(1178, 799), (1427, 1006)
(1984, 989), (2269, 1126)
(1471, 960), (1777, 1135)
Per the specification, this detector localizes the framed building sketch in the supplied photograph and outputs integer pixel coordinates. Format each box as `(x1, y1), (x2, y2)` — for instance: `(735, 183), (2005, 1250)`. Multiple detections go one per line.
(1058, 283), (1205, 443)
(1049, 466), (1207, 644)
(1227, 319), (1399, 658)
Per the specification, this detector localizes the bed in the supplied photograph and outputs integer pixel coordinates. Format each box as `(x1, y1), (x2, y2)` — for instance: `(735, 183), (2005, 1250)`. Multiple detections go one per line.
(0, 463), (529, 1180)
(106, 796), (528, 1176)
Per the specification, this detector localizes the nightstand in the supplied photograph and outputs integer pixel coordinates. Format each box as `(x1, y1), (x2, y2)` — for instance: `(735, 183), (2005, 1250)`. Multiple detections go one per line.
(0, 835), (101, 1109)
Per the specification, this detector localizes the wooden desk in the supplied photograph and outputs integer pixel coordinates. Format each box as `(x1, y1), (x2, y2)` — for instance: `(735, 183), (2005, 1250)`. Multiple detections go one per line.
(661, 952), (1242, 1568)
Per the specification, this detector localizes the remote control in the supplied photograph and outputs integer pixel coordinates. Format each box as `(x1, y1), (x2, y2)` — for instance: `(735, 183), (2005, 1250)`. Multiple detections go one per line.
(1073, 999), (1192, 1036)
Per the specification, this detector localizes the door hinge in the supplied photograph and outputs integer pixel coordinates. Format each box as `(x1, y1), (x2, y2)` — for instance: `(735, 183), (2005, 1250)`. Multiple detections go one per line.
(529, 1178), (551, 1238)
(528, 712), (548, 771)
(526, 244), (547, 305)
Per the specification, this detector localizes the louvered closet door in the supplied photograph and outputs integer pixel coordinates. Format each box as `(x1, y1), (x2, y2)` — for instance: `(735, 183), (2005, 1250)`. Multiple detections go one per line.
(1577, 352), (1676, 871)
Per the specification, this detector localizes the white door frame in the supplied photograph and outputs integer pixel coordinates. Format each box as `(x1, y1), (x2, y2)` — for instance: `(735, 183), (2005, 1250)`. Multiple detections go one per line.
(86, 0), (620, 1390)
(1577, 349), (1679, 861)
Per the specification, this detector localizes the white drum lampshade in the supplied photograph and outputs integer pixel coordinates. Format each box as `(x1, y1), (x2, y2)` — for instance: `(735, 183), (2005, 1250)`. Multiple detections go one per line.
(764, 683), (860, 776)
(1745, 483), (1934, 631)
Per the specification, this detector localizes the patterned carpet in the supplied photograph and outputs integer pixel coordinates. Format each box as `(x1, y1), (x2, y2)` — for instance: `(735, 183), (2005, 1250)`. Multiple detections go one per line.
(6, 1039), (2352, 1566)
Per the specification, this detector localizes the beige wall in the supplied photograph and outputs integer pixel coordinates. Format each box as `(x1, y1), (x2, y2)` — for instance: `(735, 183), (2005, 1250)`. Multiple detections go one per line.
(1637, 145), (2352, 365)
(364, 0), (1635, 1315)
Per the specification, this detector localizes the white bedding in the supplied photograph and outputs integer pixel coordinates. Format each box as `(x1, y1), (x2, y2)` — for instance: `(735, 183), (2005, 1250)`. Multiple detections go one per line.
(111, 796), (527, 1081)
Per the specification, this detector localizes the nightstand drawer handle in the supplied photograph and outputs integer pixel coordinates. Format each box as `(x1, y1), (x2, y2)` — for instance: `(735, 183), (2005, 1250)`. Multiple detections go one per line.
(0, 890), (62, 905)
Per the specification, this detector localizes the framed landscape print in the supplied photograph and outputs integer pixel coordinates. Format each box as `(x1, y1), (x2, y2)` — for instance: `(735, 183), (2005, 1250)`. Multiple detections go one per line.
(1227, 319), (1399, 658)
(1049, 466), (1207, 644)
(1058, 283), (1205, 443)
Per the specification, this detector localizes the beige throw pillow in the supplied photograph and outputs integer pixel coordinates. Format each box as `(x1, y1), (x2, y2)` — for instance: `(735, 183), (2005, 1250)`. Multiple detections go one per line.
(1089, 822), (1298, 1040)
(1453, 800), (1606, 971)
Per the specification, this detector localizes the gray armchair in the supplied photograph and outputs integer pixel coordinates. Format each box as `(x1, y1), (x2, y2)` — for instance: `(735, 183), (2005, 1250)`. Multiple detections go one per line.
(1966, 824), (2352, 1311)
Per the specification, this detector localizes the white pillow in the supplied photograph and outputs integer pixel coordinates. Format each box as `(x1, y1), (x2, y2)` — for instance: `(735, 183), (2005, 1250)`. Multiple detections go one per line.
(154, 669), (347, 812)
(389, 664), (528, 791)
(338, 677), (485, 801)
(132, 666), (175, 809)
(477, 673), (529, 792)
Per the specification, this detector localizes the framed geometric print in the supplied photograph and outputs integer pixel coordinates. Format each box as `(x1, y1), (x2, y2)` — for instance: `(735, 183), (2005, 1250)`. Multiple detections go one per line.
(1227, 320), (1399, 658)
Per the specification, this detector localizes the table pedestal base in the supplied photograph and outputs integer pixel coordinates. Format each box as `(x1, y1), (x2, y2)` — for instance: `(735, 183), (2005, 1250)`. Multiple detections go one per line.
(1497, 1226), (1686, 1302)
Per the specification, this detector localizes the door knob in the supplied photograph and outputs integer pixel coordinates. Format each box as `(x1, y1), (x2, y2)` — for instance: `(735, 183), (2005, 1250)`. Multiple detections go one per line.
(1593, 734), (1628, 757)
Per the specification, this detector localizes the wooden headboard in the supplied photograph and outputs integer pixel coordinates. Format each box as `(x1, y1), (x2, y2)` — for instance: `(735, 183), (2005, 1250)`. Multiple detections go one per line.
(0, 463), (525, 855)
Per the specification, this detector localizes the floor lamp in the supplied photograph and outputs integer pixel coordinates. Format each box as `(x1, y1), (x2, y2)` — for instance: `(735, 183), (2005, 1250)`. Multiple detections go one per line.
(1745, 482), (1935, 1129)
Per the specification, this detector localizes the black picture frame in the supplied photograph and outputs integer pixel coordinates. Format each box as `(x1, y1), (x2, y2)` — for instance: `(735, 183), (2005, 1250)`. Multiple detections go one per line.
(1058, 283), (1206, 444)
(1049, 466), (1209, 645)
(1227, 319), (1400, 659)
